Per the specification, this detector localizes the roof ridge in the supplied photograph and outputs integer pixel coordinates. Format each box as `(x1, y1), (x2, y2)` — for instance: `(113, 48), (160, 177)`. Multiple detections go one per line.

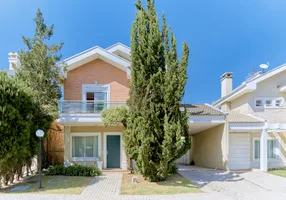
(245, 63), (286, 84)
(227, 110), (265, 123)
(181, 103), (225, 116)
(106, 42), (130, 50)
(213, 62), (286, 107)
(60, 45), (99, 63)
(60, 45), (130, 64)
(247, 113), (266, 122)
(205, 103), (228, 115)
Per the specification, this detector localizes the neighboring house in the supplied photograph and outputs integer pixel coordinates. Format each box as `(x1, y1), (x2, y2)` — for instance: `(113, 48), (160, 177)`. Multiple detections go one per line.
(192, 68), (286, 171)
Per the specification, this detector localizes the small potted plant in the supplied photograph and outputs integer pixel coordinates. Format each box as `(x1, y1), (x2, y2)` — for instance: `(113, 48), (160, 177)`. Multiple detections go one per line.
(96, 157), (103, 170)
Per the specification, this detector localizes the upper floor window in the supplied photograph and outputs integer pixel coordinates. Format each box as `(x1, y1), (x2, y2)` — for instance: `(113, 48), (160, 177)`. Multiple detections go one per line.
(255, 99), (263, 107)
(254, 97), (284, 108)
(82, 84), (110, 112)
(82, 84), (110, 101)
(86, 92), (107, 101)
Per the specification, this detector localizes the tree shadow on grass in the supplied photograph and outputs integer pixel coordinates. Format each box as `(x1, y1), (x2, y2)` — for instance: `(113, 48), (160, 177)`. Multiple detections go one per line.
(0, 175), (103, 194)
(156, 174), (199, 190)
(121, 173), (201, 195)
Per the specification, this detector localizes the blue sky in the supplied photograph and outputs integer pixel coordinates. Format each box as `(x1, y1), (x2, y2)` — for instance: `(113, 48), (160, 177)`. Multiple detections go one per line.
(1, 0), (286, 103)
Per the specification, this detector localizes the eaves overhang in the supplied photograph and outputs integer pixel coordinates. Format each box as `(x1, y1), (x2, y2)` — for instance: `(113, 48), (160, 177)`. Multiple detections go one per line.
(58, 45), (131, 79)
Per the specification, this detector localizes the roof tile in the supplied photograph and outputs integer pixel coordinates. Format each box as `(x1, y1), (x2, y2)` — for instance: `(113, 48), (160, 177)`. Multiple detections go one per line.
(227, 111), (265, 123)
(181, 104), (225, 116)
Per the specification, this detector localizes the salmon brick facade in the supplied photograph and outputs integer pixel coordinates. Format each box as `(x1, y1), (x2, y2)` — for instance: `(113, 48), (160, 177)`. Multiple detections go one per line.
(64, 59), (130, 101)
(57, 44), (132, 170)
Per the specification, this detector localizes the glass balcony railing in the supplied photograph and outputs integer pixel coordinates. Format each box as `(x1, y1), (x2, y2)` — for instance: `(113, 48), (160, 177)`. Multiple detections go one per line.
(58, 100), (126, 114)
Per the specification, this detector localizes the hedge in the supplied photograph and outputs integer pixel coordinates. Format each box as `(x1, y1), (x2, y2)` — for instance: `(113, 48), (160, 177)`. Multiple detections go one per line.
(46, 164), (101, 176)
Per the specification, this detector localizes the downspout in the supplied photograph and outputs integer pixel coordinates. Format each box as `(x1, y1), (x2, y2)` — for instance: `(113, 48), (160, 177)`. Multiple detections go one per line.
(224, 112), (229, 171)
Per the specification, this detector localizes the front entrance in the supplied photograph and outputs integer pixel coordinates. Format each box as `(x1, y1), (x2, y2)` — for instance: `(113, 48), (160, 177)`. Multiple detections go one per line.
(106, 135), (121, 168)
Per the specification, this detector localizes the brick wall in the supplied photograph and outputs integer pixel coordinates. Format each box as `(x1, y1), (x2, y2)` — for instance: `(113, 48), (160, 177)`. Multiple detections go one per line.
(64, 59), (130, 101)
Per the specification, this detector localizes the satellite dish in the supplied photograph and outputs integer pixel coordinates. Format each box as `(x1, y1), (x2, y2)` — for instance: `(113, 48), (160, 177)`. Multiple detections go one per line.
(259, 64), (269, 69)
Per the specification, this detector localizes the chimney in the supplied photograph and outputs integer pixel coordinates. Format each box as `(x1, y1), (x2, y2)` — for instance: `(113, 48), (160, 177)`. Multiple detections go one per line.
(8, 52), (20, 70)
(221, 72), (233, 97)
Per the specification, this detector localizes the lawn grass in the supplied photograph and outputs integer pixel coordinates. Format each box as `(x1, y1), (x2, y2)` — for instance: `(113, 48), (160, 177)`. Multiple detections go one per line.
(268, 168), (286, 178)
(120, 173), (201, 195)
(0, 175), (94, 194)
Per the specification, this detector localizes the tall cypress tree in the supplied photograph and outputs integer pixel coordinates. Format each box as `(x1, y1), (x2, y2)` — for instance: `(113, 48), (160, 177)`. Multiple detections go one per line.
(125, 0), (191, 181)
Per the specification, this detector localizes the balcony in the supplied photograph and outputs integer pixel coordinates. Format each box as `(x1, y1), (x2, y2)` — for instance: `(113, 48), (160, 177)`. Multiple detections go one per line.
(58, 100), (126, 114)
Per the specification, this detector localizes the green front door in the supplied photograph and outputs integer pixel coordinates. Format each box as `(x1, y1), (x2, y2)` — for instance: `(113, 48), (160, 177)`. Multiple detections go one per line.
(107, 135), (120, 168)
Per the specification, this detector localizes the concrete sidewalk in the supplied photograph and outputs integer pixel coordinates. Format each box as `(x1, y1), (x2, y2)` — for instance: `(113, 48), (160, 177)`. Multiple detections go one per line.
(178, 165), (286, 200)
(238, 171), (286, 193)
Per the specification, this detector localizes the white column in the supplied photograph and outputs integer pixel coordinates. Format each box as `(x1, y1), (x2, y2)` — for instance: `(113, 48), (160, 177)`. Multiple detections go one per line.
(260, 124), (268, 172)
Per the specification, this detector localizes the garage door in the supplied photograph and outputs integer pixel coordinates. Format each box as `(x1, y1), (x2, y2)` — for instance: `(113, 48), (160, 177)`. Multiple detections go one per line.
(228, 133), (250, 170)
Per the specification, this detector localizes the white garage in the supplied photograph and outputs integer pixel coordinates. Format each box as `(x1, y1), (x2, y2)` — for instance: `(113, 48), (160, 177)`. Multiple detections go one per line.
(228, 133), (251, 170)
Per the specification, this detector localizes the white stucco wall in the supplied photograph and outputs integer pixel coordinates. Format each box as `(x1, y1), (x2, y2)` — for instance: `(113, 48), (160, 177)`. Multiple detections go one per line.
(230, 70), (286, 123)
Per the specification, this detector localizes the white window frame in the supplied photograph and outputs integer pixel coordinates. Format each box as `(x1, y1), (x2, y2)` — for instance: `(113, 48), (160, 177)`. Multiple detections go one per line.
(82, 84), (110, 102)
(255, 99), (263, 108)
(253, 137), (280, 161)
(254, 97), (284, 109)
(70, 132), (101, 162)
(275, 98), (283, 107)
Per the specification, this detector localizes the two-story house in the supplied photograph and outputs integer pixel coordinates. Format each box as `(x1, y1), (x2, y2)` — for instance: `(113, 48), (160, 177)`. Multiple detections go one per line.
(54, 43), (228, 170)
(191, 67), (286, 172)
(56, 43), (132, 170)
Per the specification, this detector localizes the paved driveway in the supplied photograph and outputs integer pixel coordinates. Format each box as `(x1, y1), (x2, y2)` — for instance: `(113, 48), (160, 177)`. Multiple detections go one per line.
(178, 165), (286, 200)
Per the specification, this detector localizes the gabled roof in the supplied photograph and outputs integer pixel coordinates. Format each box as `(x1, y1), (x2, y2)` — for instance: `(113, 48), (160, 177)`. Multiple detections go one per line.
(182, 104), (226, 116)
(227, 111), (265, 123)
(106, 43), (131, 61)
(213, 63), (286, 106)
(61, 43), (131, 79)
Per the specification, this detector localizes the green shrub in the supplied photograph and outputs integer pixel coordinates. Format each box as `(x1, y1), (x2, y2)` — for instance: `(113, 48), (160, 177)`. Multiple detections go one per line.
(46, 164), (101, 176)
(168, 163), (178, 175)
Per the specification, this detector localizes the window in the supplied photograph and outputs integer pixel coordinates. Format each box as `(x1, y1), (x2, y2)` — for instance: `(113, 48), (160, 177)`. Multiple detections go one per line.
(86, 92), (107, 112)
(254, 97), (284, 108)
(275, 99), (283, 107)
(254, 139), (278, 159)
(82, 84), (110, 113)
(265, 100), (272, 107)
(72, 134), (100, 159)
(86, 92), (107, 101)
(255, 100), (263, 107)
